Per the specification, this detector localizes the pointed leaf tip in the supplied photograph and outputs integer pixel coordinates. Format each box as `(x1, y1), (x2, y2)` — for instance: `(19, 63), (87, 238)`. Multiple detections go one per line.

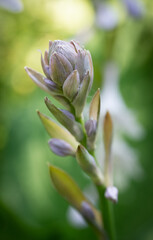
(49, 165), (86, 211)
(37, 111), (79, 149)
(103, 111), (113, 154)
(48, 164), (103, 233)
(89, 89), (100, 121)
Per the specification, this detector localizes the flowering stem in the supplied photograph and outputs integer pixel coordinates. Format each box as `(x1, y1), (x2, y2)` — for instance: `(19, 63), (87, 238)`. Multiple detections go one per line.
(96, 185), (116, 240)
(76, 114), (116, 240)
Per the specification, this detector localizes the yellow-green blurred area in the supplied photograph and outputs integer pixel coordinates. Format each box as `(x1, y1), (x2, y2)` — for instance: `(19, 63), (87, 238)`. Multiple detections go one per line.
(1, 0), (153, 239)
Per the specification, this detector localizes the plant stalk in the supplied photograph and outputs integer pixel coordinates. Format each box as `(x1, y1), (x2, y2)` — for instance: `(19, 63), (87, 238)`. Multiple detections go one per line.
(96, 185), (116, 240)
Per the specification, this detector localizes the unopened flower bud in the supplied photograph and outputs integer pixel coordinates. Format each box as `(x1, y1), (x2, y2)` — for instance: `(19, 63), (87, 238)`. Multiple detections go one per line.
(76, 145), (104, 185)
(85, 119), (97, 137)
(49, 138), (75, 157)
(105, 186), (118, 203)
(81, 201), (95, 222)
(85, 89), (100, 150)
(25, 40), (93, 116)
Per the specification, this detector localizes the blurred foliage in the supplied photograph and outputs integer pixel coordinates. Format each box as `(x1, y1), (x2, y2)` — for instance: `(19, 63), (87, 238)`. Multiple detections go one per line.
(0, 0), (153, 239)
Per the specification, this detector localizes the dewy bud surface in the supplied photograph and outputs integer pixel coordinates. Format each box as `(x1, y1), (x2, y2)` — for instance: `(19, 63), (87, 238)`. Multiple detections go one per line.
(25, 40), (93, 116)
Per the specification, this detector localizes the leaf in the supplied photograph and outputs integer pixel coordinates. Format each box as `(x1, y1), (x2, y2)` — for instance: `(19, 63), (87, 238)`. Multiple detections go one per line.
(45, 97), (83, 141)
(37, 111), (78, 150)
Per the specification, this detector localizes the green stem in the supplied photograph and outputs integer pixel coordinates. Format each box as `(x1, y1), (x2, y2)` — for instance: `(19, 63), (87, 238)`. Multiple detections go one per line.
(96, 185), (116, 240)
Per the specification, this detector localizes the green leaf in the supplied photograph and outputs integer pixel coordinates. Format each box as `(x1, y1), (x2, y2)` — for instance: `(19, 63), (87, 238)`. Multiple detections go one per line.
(49, 165), (103, 232)
(45, 97), (83, 141)
(37, 111), (78, 150)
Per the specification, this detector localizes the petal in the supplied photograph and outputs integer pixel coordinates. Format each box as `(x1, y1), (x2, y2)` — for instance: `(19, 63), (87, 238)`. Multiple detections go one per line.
(70, 40), (82, 53)
(50, 53), (73, 85)
(75, 50), (86, 82)
(72, 72), (91, 118)
(85, 119), (97, 137)
(41, 53), (50, 79)
(48, 138), (75, 156)
(44, 78), (63, 95)
(24, 66), (50, 93)
(63, 70), (80, 101)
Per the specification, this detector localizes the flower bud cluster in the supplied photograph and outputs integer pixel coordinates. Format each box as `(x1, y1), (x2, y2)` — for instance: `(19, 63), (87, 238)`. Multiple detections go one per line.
(25, 39), (118, 205)
(25, 40), (93, 118)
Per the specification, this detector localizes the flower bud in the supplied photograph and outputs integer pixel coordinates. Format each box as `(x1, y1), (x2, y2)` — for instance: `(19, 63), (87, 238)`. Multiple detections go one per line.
(76, 145), (104, 185)
(104, 186), (118, 203)
(85, 89), (100, 150)
(49, 138), (75, 157)
(85, 119), (97, 137)
(81, 201), (95, 222)
(25, 40), (93, 115)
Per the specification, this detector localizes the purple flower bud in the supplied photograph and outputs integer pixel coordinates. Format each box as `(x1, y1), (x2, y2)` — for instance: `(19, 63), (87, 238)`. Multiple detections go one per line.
(105, 186), (118, 203)
(25, 40), (93, 114)
(60, 109), (75, 121)
(81, 201), (95, 222)
(85, 119), (97, 137)
(44, 78), (62, 95)
(48, 138), (75, 157)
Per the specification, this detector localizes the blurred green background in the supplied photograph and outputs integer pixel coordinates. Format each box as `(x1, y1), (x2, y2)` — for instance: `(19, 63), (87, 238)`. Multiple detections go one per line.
(0, 0), (153, 239)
